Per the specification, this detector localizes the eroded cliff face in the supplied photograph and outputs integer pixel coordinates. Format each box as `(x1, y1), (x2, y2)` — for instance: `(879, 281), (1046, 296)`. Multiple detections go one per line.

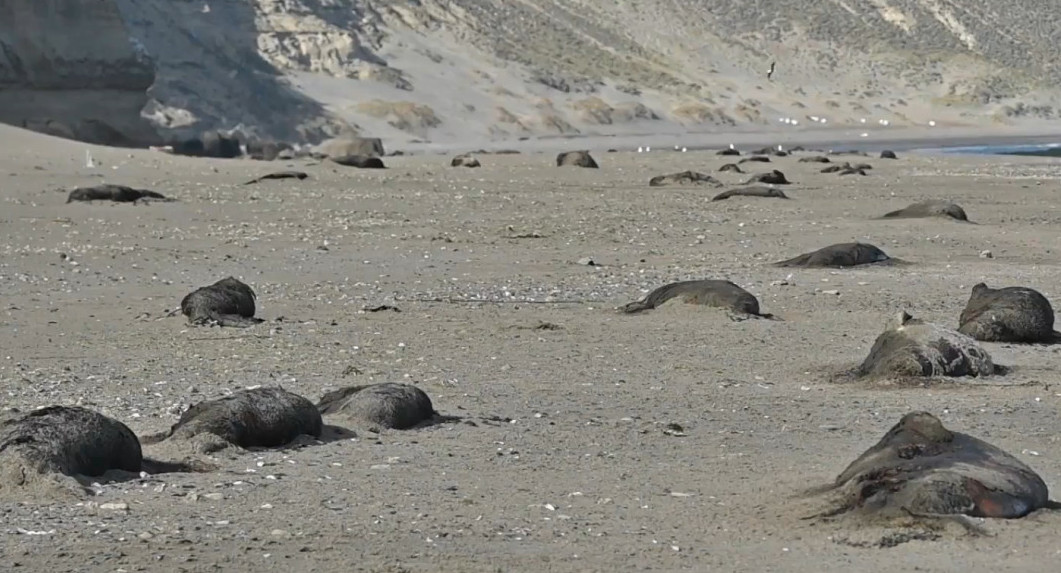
(0, 0), (161, 146)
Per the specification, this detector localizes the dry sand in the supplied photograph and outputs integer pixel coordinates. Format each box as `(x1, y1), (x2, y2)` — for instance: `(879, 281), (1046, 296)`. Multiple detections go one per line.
(2, 124), (1061, 571)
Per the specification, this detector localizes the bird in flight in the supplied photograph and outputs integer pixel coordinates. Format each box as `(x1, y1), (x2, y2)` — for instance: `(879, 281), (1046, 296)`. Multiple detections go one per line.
(766, 61), (776, 80)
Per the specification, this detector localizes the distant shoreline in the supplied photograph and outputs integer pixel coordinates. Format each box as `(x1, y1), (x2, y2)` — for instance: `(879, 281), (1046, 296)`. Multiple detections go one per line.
(393, 123), (1061, 157)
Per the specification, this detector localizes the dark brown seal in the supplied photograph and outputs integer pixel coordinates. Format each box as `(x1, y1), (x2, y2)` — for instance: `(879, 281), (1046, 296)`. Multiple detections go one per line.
(855, 311), (997, 379)
(317, 383), (437, 430)
(619, 279), (771, 317)
(738, 156), (771, 164)
(330, 155), (386, 169)
(153, 387), (323, 451)
(711, 186), (789, 201)
(243, 171), (308, 185)
(744, 170), (790, 185)
(556, 150), (598, 168)
(718, 163), (744, 173)
(451, 154), (482, 168)
(880, 150), (898, 159)
(798, 156), (831, 163)
(648, 171), (723, 187)
(815, 411), (1050, 520)
(0, 406), (142, 483)
(774, 242), (898, 268)
(180, 277), (264, 328)
(67, 184), (171, 204)
(958, 283), (1059, 343)
(879, 200), (969, 221)
(716, 148), (740, 156)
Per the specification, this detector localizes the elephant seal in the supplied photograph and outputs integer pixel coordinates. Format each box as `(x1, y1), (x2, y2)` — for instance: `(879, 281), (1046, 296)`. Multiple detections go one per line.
(0, 406), (143, 495)
(67, 184), (171, 204)
(648, 171), (723, 187)
(839, 167), (868, 176)
(958, 283), (1059, 343)
(619, 279), (771, 318)
(880, 150), (898, 159)
(330, 155), (386, 169)
(243, 171), (308, 185)
(716, 148), (741, 156)
(711, 186), (789, 201)
(556, 150), (598, 168)
(151, 387), (323, 452)
(738, 156), (771, 164)
(317, 383), (438, 430)
(718, 163), (744, 173)
(451, 154), (481, 168)
(798, 156), (831, 163)
(855, 311), (997, 380)
(745, 170), (791, 185)
(180, 277), (264, 328)
(820, 164), (844, 173)
(879, 200), (969, 222)
(812, 411), (1051, 521)
(774, 242), (899, 268)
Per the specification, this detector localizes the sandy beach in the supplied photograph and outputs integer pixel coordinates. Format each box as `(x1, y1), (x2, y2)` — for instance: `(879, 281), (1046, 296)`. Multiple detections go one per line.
(2, 123), (1061, 572)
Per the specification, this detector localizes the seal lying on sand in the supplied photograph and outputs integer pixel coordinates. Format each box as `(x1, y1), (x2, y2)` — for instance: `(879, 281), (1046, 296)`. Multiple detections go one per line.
(738, 156), (771, 164)
(150, 387), (323, 452)
(798, 156), (831, 163)
(648, 171), (723, 187)
(619, 279), (772, 318)
(556, 150), (598, 168)
(451, 154), (481, 168)
(813, 411), (1051, 520)
(880, 150), (898, 159)
(774, 242), (899, 268)
(317, 383), (438, 430)
(716, 148), (740, 156)
(855, 311), (997, 379)
(745, 170), (790, 185)
(330, 155), (386, 169)
(0, 406), (142, 492)
(67, 184), (171, 204)
(958, 283), (1059, 343)
(180, 277), (264, 327)
(879, 200), (969, 222)
(718, 163), (743, 173)
(711, 186), (789, 201)
(243, 171), (308, 185)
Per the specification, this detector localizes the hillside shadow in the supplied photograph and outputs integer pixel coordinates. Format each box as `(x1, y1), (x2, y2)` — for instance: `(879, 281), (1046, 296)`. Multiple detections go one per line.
(113, 0), (354, 143)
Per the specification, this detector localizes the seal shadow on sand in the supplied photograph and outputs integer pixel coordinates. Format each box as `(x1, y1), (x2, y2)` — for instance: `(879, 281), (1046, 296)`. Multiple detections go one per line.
(792, 411), (1061, 547)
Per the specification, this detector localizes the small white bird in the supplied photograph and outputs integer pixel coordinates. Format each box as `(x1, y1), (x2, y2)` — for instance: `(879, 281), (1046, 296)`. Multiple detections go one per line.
(777, 145), (783, 151)
(729, 143), (735, 150)
(637, 146), (644, 153)
(85, 150), (95, 169)
(646, 146), (651, 152)
(928, 120), (937, 127)
(681, 147), (688, 152)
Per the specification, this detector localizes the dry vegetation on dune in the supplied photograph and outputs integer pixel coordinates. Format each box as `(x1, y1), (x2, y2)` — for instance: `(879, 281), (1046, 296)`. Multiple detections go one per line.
(7, 0), (1061, 146)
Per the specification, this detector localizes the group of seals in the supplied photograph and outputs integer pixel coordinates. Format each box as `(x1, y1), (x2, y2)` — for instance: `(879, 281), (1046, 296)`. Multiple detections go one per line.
(4, 381), (441, 494)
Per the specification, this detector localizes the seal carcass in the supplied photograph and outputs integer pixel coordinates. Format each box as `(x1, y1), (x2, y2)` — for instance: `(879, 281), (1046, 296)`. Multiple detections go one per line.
(817, 411), (1050, 519)
(180, 277), (264, 328)
(958, 283), (1059, 343)
(317, 383), (437, 430)
(774, 242), (899, 268)
(712, 185), (788, 201)
(879, 200), (969, 222)
(0, 406), (142, 494)
(620, 279), (770, 317)
(157, 387), (323, 451)
(856, 311), (997, 380)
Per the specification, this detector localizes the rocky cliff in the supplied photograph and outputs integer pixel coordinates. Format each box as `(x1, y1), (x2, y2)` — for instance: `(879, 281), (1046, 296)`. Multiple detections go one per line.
(6, 0), (1061, 149)
(0, 0), (160, 146)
